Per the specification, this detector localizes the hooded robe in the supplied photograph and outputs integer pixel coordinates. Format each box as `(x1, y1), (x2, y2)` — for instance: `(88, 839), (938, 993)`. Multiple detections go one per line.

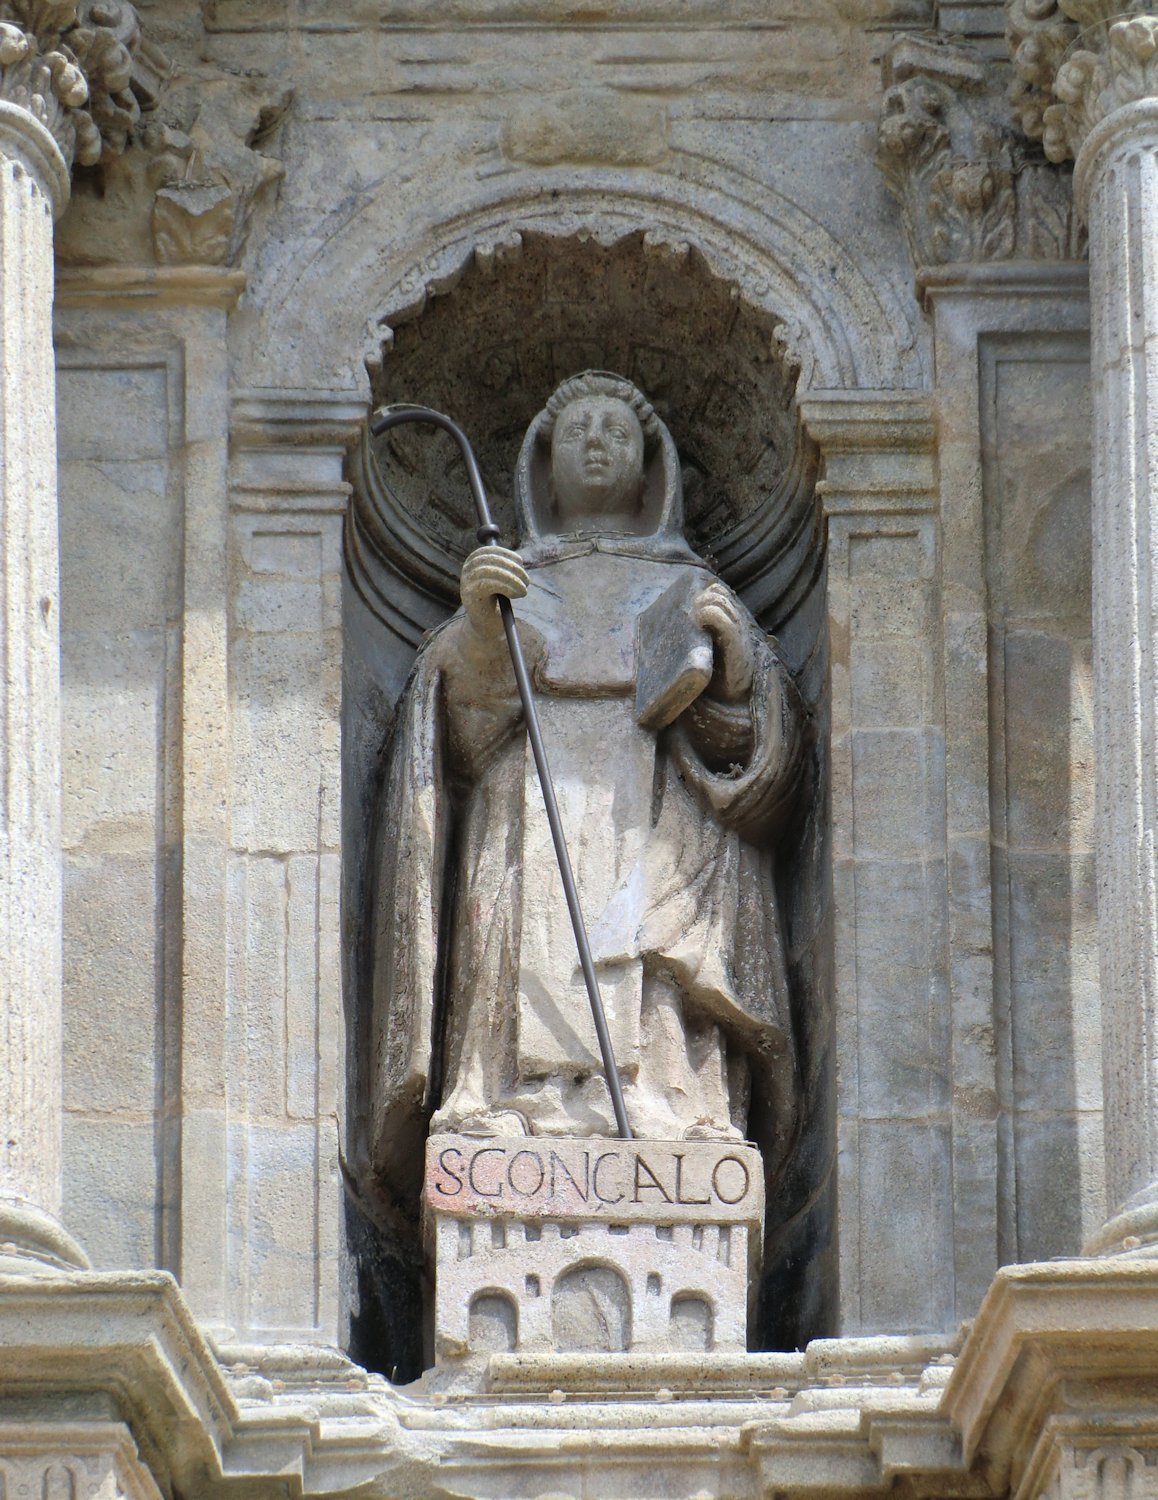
(368, 400), (809, 1207)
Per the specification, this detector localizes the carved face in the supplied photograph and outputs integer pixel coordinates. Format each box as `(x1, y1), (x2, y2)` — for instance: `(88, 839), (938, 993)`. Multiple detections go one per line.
(550, 395), (645, 523)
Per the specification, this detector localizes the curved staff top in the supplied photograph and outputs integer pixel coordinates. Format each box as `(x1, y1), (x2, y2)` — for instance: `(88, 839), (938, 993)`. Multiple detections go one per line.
(370, 403), (633, 1142)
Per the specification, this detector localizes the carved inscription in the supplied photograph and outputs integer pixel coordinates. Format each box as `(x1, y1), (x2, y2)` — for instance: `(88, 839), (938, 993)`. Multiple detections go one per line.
(425, 1134), (763, 1225)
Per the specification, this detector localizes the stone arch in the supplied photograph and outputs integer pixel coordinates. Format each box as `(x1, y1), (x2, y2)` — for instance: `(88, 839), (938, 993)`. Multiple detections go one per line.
(1086, 1447), (1153, 1500)
(468, 1289), (518, 1353)
(41, 1464), (77, 1500)
(248, 159), (926, 398)
(347, 225), (824, 679)
(670, 1292), (715, 1352)
(552, 1262), (632, 1353)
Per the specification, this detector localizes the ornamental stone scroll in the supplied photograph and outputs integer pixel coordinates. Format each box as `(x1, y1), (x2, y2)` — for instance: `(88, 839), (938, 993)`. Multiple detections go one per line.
(0, 0), (161, 174)
(1005, 1), (1158, 164)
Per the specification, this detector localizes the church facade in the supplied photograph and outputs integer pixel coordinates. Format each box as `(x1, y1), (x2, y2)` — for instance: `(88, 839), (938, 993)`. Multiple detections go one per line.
(2, 1), (1156, 1497)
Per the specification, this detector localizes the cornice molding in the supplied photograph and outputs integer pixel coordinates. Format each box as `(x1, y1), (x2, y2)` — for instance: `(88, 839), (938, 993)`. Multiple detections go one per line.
(945, 1259), (1158, 1500)
(203, 0), (934, 30)
(7, 1260), (1158, 1500)
(54, 263), (246, 307)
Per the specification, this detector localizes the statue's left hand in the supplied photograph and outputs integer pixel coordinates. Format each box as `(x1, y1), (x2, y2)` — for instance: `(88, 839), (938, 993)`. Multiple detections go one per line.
(694, 580), (756, 701)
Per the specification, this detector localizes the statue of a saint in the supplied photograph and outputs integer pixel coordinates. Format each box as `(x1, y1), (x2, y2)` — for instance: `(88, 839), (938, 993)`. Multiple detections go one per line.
(369, 372), (809, 1201)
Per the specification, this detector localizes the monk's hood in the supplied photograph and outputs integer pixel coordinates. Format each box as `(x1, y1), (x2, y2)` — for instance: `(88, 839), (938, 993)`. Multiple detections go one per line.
(514, 385), (698, 567)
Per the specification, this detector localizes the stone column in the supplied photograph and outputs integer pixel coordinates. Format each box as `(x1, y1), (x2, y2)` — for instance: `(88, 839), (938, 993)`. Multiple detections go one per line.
(1013, 11), (1158, 1252)
(0, 44), (83, 1275)
(1080, 62), (1158, 1253)
(0, 6), (148, 1272)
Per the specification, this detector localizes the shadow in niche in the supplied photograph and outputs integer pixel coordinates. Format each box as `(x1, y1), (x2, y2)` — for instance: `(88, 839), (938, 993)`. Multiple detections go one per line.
(339, 229), (836, 1379)
(345, 1195), (425, 1384)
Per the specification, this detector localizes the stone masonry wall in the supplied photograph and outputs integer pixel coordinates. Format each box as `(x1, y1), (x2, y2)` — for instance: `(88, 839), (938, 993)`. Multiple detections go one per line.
(47, 0), (1098, 1353)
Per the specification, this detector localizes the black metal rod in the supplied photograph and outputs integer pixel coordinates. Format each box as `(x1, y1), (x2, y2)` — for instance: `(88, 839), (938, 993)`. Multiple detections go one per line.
(371, 403), (633, 1141)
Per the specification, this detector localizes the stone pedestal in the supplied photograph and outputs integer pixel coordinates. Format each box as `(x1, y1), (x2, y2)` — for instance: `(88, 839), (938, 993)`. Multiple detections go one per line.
(0, 101), (85, 1273)
(424, 1135), (763, 1361)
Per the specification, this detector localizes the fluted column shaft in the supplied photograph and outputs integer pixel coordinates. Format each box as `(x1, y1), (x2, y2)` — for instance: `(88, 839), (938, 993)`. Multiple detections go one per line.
(0, 101), (84, 1271)
(1077, 95), (1158, 1251)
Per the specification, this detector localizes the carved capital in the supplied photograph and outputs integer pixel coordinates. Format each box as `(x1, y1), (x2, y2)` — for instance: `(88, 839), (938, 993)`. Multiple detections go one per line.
(0, 1), (163, 176)
(879, 35), (1083, 270)
(1053, 15), (1158, 168)
(1007, 3), (1158, 165)
(1006, 0), (1085, 145)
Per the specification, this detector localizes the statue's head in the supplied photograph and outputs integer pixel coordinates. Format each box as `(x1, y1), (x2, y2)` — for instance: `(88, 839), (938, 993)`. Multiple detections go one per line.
(541, 373), (660, 526)
(517, 371), (694, 561)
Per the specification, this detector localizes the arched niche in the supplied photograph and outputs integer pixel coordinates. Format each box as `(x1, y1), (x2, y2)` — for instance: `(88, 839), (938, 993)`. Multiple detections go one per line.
(247, 161), (926, 399)
(347, 229), (830, 694)
(341, 226), (836, 1382)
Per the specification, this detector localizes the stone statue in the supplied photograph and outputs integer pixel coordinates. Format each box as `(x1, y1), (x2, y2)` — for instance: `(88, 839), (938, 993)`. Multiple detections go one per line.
(369, 372), (809, 1204)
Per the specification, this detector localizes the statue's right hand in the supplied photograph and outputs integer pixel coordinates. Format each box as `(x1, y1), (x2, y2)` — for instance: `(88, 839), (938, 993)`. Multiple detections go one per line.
(460, 545), (529, 637)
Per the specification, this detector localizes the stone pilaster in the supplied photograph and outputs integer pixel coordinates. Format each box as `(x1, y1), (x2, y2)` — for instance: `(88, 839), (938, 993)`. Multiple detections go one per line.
(0, 1), (156, 1272)
(799, 393), (954, 1331)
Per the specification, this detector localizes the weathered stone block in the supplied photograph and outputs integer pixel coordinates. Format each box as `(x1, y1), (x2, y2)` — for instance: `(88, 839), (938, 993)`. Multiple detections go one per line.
(853, 858), (950, 1117)
(1003, 631), (1095, 852)
(1013, 1112), (1097, 1262)
(227, 1121), (326, 1335)
(851, 728), (943, 858)
(850, 637), (931, 727)
(57, 365), (171, 464)
(850, 577), (935, 641)
(63, 852), (160, 1114)
(230, 632), (330, 853)
(856, 1119), (953, 1333)
(61, 631), (168, 850)
(1008, 851), (1099, 1112)
(62, 1116), (160, 1271)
